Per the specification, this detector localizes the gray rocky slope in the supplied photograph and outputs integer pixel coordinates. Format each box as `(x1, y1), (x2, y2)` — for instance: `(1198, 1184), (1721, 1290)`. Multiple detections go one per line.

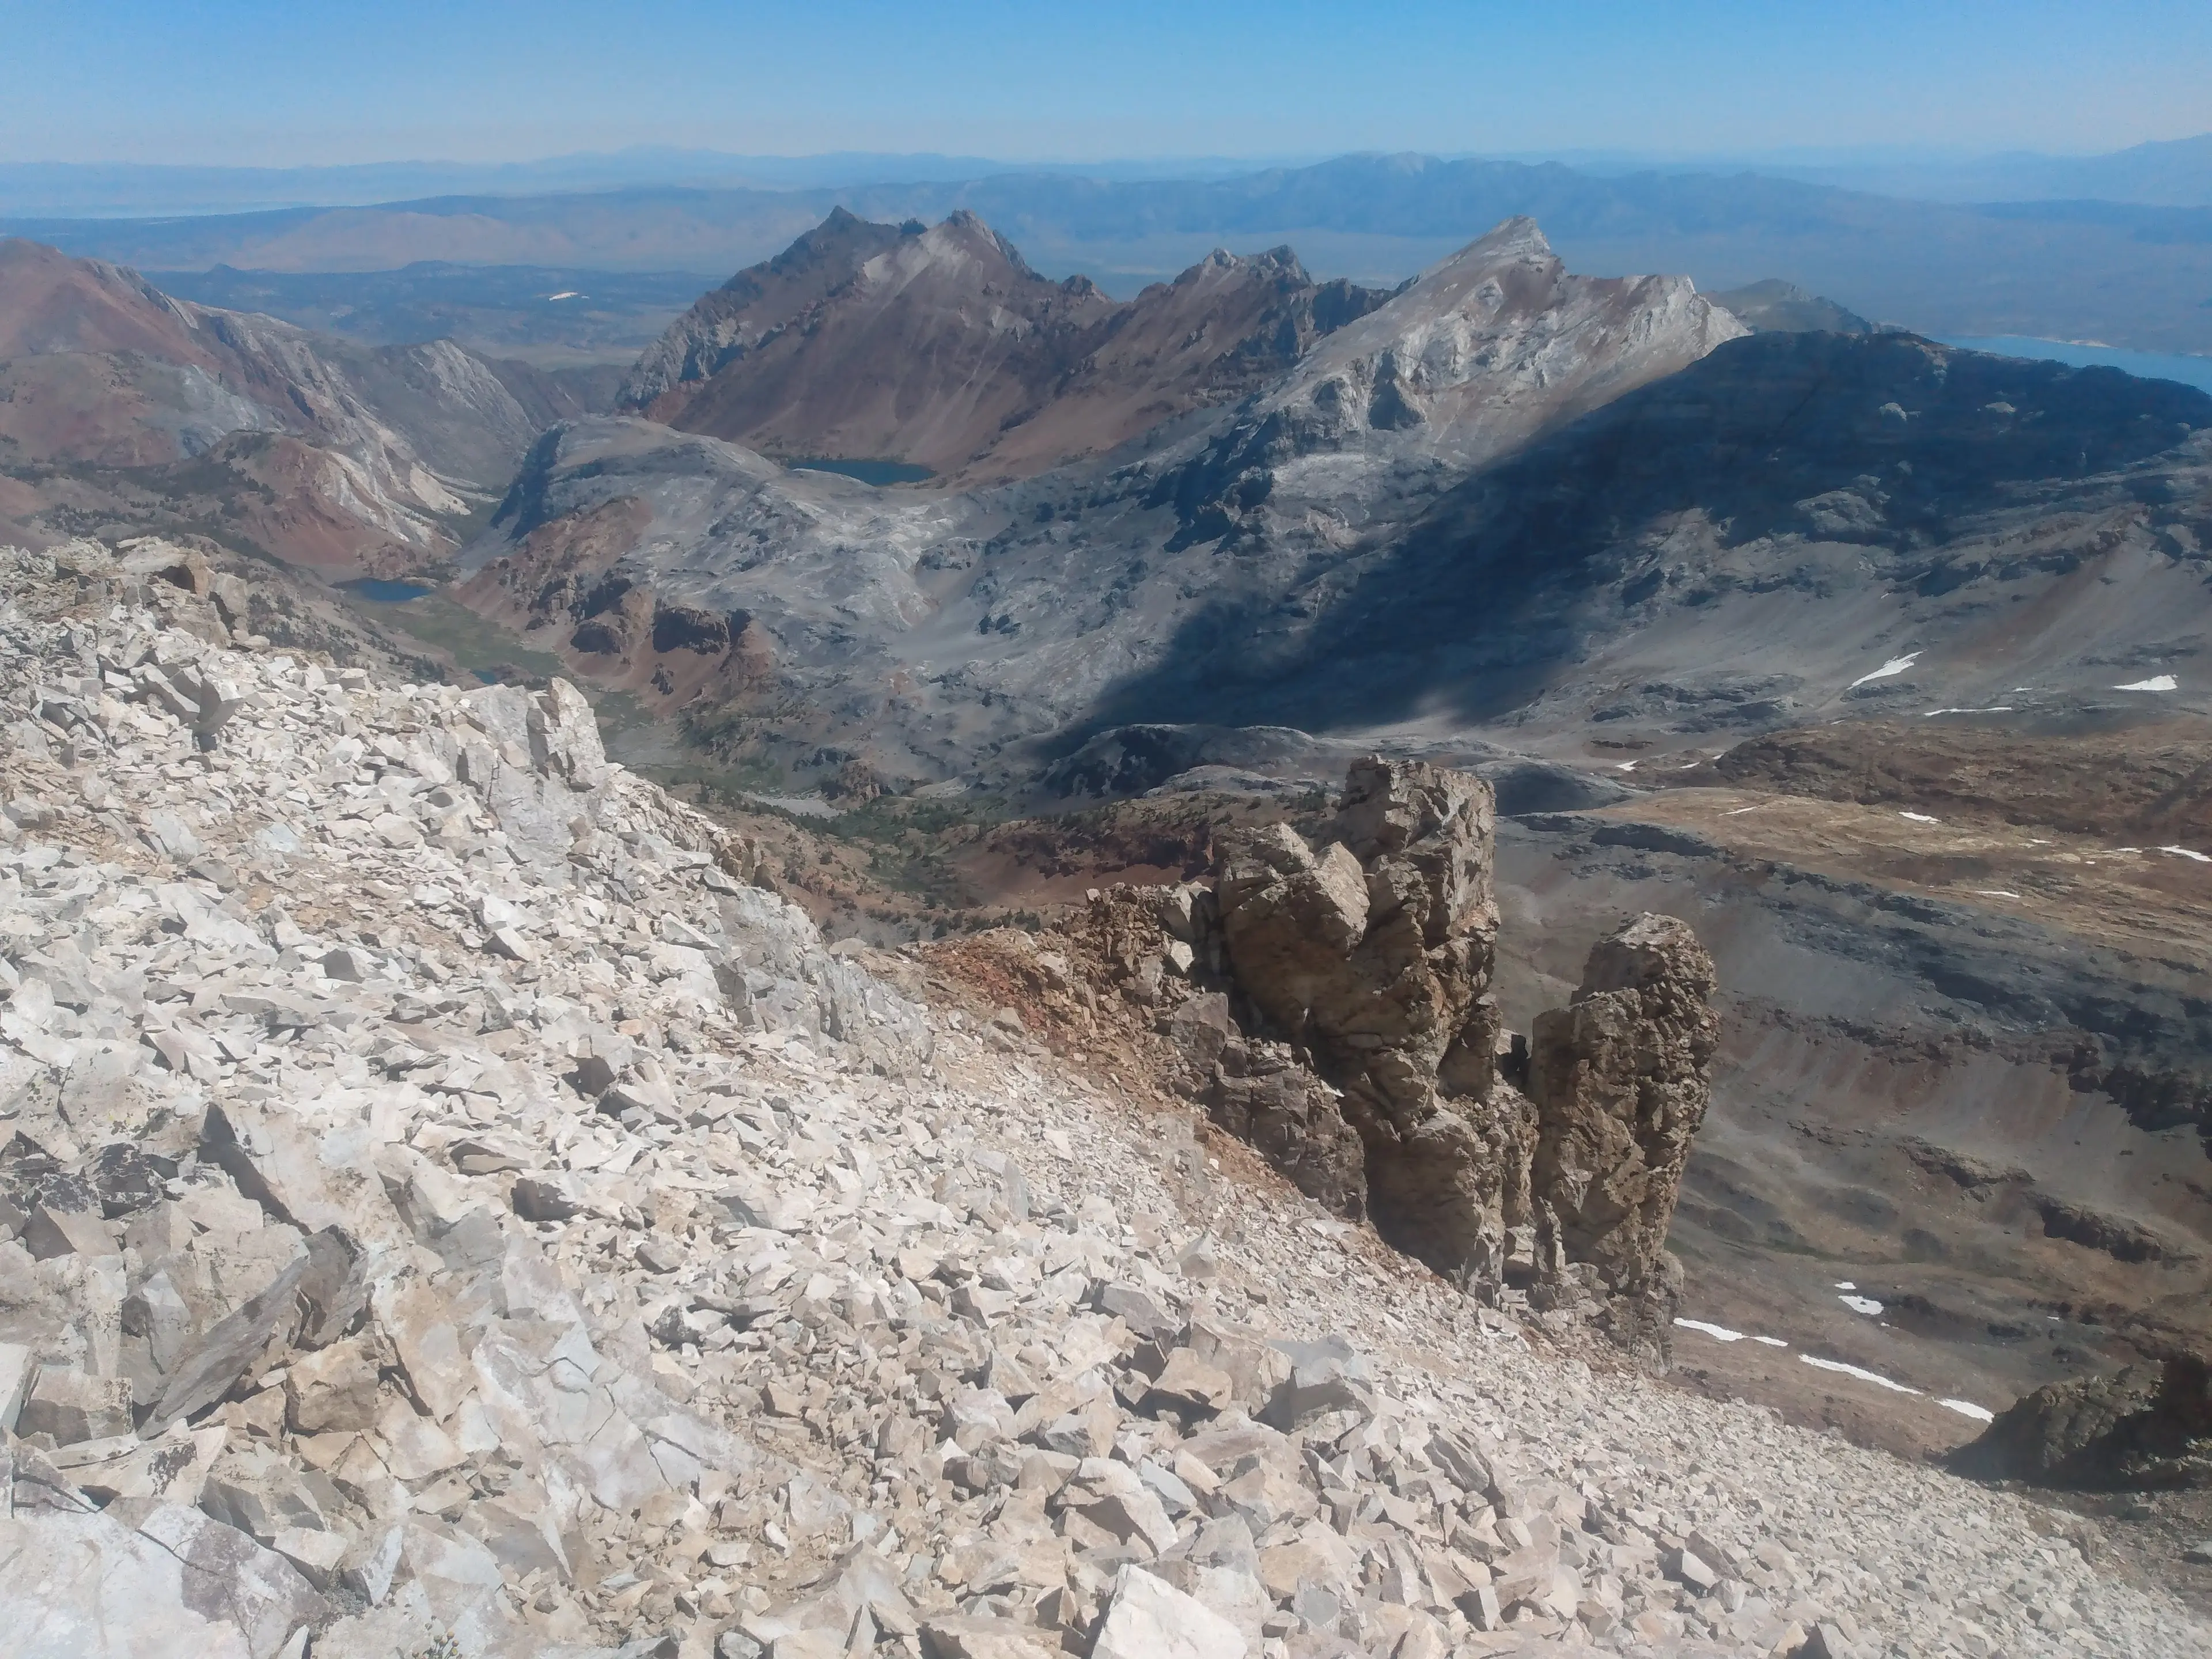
(460, 225), (2212, 795)
(457, 218), (1747, 785)
(3, 539), (2208, 1656)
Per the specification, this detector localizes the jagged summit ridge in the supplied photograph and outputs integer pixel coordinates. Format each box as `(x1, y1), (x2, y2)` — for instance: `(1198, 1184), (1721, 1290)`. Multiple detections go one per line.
(1187, 214), (1746, 480)
(615, 207), (1398, 482)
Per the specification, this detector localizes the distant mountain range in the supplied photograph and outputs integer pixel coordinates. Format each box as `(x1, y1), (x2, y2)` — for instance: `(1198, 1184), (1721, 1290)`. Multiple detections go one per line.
(5, 202), (2207, 785)
(0, 150), (1320, 219)
(7, 153), (2211, 354)
(5, 134), (2209, 218)
(1732, 131), (2212, 207)
(619, 207), (1404, 484)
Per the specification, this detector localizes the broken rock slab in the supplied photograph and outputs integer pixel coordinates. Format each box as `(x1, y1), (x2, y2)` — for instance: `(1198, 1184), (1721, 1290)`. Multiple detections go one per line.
(0, 1508), (257, 1659)
(1091, 1563), (1248, 1659)
(0, 1501), (325, 1659)
(917, 1616), (1063, 1658)
(18, 1363), (134, 1444)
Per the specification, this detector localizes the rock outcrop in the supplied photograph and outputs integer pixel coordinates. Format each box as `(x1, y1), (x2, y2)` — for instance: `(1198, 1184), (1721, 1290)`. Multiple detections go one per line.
(1955, 1353), (2212, 1488)
(1168, 757), (1715, 1354)
(1528, 915), (1720, 1349)
(1211, 759), (1524, 1278)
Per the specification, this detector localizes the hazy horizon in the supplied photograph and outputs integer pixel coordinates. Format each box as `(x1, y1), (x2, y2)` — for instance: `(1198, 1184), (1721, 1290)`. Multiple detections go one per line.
(6, 1), (2209, 169)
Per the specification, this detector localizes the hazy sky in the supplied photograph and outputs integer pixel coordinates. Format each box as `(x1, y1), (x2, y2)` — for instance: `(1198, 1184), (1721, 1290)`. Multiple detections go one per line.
(3, 0), (2207, 166)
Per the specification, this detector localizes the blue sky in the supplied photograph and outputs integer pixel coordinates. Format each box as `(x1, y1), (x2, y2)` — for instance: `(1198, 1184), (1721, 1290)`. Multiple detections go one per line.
(2, 0), (2207, 166)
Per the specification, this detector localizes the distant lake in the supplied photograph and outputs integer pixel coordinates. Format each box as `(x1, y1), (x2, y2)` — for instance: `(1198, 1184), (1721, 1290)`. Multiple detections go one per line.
(1938, 335), (2212, 397)
(787, 457), (935, 486)
(339, 578), (435, 603)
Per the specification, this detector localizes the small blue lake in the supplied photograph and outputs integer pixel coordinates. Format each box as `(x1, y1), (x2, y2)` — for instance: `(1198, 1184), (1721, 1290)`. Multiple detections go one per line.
(1938, 336), (2212, 397)
(339, 578), (436, 603)
(786, 457), (935, 486)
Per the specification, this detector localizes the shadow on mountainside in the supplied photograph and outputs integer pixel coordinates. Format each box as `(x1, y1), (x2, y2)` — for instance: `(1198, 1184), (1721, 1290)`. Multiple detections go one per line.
(1071, 331), (2212, 743)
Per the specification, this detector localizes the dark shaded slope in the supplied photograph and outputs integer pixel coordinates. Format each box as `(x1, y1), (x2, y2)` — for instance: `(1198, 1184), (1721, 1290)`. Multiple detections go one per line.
(1080, 332), (2212, 736)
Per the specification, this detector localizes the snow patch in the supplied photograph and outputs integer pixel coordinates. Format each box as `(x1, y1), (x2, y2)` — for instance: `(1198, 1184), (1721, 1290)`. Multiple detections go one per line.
(1940, 1399), (1997, 1423)
(1849, 653), (1921, 690)
(1923, 707), (2013, 717)
(1675, 1318), (1790, 1350)
(2114, 675), (2177, 692)
(1974, 889), (2025, 899)
(2161, 846), (2211, 863)
(1899, 812), (1940, 824)
(1800, 1354), (1921, 1395)
(1839, 1294), (1884, 1317)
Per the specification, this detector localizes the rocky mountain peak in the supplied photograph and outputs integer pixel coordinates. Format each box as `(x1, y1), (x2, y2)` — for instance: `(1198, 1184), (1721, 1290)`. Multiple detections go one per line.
(615, 210), (1404, 483)
(1185, 245), (1312, 288)
(925, 204), (1037, 275)
(1145, 215), (1747, 554)
(1267, 213), (1741, 450)
(849, 207), (1062, 308)
(734, 203), (903, 292)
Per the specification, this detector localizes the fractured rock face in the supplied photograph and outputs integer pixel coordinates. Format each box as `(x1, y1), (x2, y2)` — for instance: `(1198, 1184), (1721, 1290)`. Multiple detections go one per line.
(1216, 759), (1498, 1116)
(1211, 758), (1521, 1274)
(1201, 757), (1715, 1339)
(1529, 912), (1720, 1343)
(1205, 1051), (1367, 1221)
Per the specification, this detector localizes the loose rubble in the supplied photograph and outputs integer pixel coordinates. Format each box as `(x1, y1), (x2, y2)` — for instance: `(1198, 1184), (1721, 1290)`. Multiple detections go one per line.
(0, 538), (2205, 1658)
